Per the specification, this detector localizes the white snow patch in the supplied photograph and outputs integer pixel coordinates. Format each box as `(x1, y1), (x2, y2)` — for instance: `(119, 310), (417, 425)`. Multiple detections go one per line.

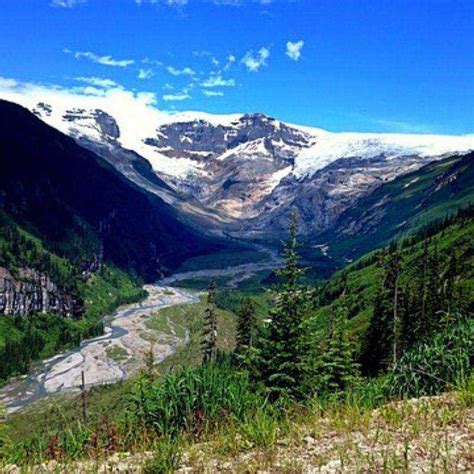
(0, 78), (472, 181)
(404, 177), (420, 188)
(293, 132), (474, 178)
(266, 165), (292, 191)
(217, 138), (271, 161)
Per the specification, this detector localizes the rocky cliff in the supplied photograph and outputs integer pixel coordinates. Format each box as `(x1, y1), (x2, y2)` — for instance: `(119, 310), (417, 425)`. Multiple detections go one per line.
(0, 100), (225, 281)
(25, 100), (473, 240)
(0, 267), (82, 318)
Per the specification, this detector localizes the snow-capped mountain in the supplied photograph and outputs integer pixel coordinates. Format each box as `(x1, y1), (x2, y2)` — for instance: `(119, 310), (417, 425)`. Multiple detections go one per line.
(10, 96), (474, 240)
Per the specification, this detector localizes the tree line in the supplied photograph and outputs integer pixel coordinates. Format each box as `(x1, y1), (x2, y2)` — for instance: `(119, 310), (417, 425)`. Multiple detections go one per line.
(200, 208), (472, 401)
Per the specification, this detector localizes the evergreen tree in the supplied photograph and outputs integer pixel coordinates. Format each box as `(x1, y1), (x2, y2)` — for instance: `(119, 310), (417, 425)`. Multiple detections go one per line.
(399, 283), (417, 351)
(259, 208), (311, 400)
(361, 248), (401, 374)
(236, 298), (256, 353)
(418, 239), (431, 338)
(316, 305), (360, 394)
(425, 241), (442, 332)
(201, 279), (218, 364)
(407, 241), (444, 342)
(443, 249), (459, 312)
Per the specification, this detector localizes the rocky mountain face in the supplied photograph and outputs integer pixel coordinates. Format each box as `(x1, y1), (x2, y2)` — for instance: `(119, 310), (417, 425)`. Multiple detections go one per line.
(0, 267), (82, 318)
(317, 151), (474, 260)
(25, 99), (474, 241)
(242, 153), (441, 238)
(144, 114), (313, 221)
(0, 100), (224, 281)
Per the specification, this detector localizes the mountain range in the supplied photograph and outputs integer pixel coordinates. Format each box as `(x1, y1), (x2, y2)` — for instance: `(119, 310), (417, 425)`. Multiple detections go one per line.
(1, 95), (473, 269)
(0, 100), (223, 282)
(22, 96), (473, 243)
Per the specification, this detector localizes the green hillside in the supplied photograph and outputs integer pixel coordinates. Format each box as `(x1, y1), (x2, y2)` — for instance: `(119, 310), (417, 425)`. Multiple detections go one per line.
(310, 206), (474, 364)
(319, 152), (474, 260)
(0, 212), (146, 382)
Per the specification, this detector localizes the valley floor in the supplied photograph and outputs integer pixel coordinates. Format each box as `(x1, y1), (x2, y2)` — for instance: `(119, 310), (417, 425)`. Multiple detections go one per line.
(0, 286), (199, 413)
(0, 245), (279, 414)
(3, 391), (472, 473)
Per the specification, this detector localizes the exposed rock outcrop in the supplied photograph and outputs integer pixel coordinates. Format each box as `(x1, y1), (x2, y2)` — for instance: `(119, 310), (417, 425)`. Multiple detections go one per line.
(0, 267), (82, 318)
(19, 100), (474, 241)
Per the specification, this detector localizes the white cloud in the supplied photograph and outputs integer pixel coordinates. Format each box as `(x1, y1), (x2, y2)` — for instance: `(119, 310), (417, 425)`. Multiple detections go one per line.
(64, 49), (135, 67)
(51, 0), (87, 7)
(0, 77), (18, 88)
(286, 40), (304, 61)
(138, 69), (154, 80)
(162, 92), (191, 101)
(166, 66), (196, 76)
(201, 75), (235, 88)
(75, 76), (120, 88)
(202, 90), (224, 97)
(142, 58), (163, 66)
(212, 0), (241, 5)
(163, 83), (174, 90)
(241, 47), (270, 72)
(53, 0), (278, 8)
(223, 54), (236, 71)
(0, 75), (162, 139)
(212, 0), (274, 5)
(71, 85), (107, 96)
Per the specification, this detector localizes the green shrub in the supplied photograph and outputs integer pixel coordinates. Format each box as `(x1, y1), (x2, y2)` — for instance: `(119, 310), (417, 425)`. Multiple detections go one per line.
(0, 404), (11, 459)
(387, 315), (473, 398)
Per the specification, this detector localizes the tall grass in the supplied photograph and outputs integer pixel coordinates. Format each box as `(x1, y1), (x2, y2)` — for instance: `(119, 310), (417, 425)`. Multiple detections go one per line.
(143, 436), (182, 474)
(128, 359), (264, 438)
(0, 404), (10, 458)
(387, 316), (473, 398)
(2, 327), (471, 469)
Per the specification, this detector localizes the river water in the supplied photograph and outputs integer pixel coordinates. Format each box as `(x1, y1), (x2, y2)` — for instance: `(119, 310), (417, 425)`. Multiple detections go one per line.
(0, 250), (283, 414)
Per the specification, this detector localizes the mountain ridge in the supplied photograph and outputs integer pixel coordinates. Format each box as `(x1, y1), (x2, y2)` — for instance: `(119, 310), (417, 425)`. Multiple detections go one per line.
(0, 99), (224, 281)
(2, 93), (473, 245)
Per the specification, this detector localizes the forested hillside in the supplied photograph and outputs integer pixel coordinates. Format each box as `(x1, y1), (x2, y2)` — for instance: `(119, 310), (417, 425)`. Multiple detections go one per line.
(0, 100), (223, 281)
(311, 205), (474, 371)
(318, 152), (474, 261)
(0, 211), (146, 381)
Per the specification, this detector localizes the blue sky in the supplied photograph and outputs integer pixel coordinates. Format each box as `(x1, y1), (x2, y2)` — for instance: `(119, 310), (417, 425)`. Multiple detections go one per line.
(0, 0), (473, 133)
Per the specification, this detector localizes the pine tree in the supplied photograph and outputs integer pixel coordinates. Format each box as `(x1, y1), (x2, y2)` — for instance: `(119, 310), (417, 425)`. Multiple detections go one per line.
(201, 279), (218, 364)
(236, 298), (256, 353)
(259, 208), (311, 400)
(425, 241), (442, 332)
(361, 248), (401, 374)
(317, 305), (360, 394)
(418, 239), (430, 338)
(399, 283), (417, 351)
(443, 249), (459, 312)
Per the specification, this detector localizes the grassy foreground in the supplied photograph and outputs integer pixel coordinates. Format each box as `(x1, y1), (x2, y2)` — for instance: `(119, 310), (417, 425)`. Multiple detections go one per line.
(1, 376), (472, 472)
(1, 292), (472, 473)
